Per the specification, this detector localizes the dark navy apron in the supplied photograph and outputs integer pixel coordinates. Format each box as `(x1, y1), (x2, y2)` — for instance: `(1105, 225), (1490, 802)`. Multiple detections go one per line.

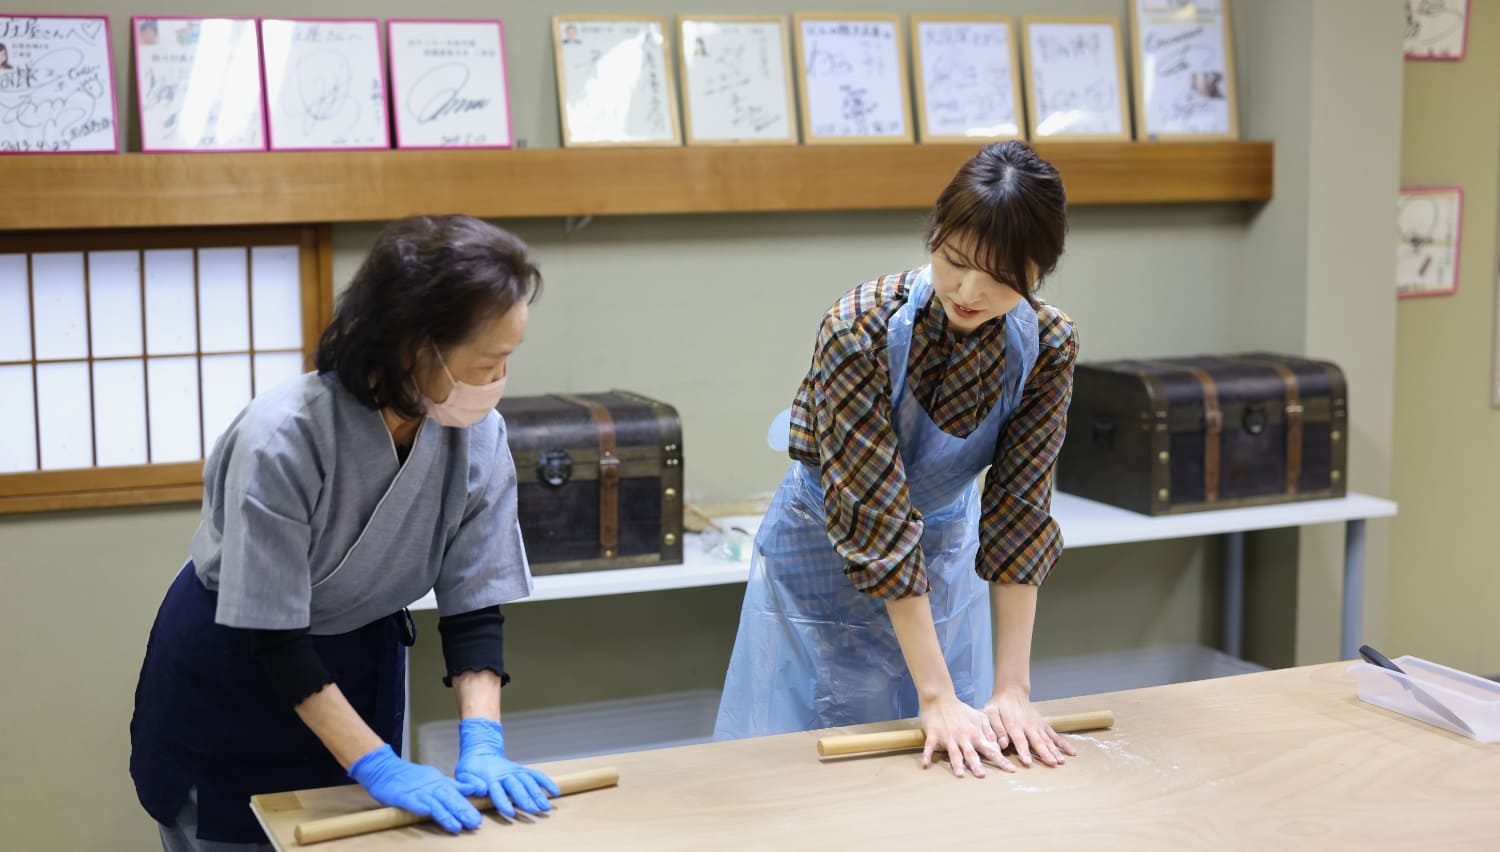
(129, 562), (411, 844)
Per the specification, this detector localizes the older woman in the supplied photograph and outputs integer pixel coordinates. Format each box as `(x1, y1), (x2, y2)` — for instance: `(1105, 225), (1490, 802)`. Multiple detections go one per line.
(131, 215), (556, 850)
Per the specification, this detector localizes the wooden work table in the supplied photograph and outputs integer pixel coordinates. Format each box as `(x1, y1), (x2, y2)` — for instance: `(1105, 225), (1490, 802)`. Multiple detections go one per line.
(253, 662), (1498, 850)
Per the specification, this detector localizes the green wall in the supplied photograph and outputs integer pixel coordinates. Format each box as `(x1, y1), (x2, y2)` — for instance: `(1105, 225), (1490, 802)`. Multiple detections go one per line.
(1389, 1), (1500, 675)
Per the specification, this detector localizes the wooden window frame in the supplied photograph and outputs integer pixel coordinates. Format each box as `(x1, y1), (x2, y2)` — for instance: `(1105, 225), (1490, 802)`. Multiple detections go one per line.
(0, 225), (334, 514)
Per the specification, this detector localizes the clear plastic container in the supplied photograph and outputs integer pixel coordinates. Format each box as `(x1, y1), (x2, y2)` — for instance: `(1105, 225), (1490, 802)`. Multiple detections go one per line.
(1351, 655), (1500, 742)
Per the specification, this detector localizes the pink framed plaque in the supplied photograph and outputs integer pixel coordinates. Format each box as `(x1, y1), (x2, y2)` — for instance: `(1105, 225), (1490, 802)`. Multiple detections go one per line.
(0, 14), (120, 153)
(387, 19), (513, 149)
(133, 16), (267, 152)
(1397, 186), (1464, 299)
(259, 17), (390, 151)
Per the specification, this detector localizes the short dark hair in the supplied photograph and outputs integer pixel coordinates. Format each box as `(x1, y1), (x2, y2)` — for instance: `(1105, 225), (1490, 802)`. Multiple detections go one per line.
(925, 140), (1068, 305)
(316, 214), (541, 418)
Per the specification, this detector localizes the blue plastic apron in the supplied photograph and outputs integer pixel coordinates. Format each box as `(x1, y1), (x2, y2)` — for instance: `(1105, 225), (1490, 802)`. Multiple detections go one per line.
(129, 562), (409, 844)
(714, 268), (1039, 739)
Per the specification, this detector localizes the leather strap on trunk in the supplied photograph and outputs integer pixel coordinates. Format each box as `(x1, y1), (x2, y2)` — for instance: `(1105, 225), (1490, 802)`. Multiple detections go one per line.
(1140, 361), (1221, 503)
(1234, 357), (1303, 495)
(556, 394), (620, 557)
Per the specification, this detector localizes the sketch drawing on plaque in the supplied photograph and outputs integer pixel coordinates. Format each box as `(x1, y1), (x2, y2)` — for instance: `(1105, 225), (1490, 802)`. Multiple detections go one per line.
(792, 13), (912, 144)
(1130, 0), (1238, 140)
(260, 18), (389, 150)
(388, 19), (513, 149)
(1405, 0), (1469, 60)
(910, 14), (1024, 143)
(1019, 16), (1131, 141)
(0, 15), (119, 153)
(553, 15), (682, 147)
(1397, 186), (1463, 299)
(678, 15), (797, 145)
(132, 17), (266, 152)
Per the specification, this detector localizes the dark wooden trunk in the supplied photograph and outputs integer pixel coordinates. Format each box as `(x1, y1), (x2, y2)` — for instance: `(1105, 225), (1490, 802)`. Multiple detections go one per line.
(1056, 353), (1348, 515)
(497, 391), (683, 574)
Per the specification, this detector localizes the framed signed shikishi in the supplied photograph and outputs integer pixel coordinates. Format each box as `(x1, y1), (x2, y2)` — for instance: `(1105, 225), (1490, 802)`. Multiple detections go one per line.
(1019, 16), (1131, 142)
(1129, 0), (1238, 141)
(1397, 186), (1463, 299)
(678, 15), (797, 145)
(910, 14), (1024, 143)
(0, 14), (119, 153)
(388, 19), (513, 149)
(553, 15), (682, 147)
(792, 13), (913, 145)
(1404, 0), (1469, 61)
(132, 16), (266, 151)
(260, 18), (389, 151)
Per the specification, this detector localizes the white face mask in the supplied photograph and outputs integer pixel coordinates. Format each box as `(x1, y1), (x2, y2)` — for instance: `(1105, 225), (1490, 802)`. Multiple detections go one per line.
(422, 344), (506, 428)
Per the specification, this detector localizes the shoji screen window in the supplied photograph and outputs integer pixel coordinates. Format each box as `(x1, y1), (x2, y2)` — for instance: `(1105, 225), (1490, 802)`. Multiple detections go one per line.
(0, 228), (330, 513)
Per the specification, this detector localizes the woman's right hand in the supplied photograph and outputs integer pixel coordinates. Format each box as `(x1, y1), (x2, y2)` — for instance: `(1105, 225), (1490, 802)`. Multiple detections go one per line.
(348, 744), (483, 834)
(918, 693), (1015, 777)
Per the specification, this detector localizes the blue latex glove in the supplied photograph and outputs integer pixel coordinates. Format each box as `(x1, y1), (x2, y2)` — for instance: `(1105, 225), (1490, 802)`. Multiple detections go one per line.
(453, 719), (561, 819)
(348, 744), (482, 834)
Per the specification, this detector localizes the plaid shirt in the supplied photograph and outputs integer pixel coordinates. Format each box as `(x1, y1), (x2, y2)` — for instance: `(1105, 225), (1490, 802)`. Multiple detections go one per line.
(788, 269), (1078, 599)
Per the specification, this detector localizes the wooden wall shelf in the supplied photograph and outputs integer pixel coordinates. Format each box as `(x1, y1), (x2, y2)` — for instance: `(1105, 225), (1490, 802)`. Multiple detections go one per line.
(0, 141), (1271, 231)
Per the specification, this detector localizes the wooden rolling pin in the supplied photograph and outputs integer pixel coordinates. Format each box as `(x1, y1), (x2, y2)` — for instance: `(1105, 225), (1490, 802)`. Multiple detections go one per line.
(293, 766), (620, 846)
(816, 710), (1115, 758)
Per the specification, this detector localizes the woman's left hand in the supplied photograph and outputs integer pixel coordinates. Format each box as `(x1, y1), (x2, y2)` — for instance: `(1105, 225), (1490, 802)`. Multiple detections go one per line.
(453, 719), (561, 818)
(982, 689), (1077, 768)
